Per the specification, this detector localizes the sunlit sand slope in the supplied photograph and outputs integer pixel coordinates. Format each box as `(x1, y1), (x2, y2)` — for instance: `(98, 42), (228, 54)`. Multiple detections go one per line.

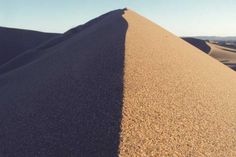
(119, 10), (236, 157)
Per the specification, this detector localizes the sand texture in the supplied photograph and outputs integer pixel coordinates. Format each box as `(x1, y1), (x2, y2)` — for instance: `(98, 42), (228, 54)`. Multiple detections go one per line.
(119, 10), (236, 157)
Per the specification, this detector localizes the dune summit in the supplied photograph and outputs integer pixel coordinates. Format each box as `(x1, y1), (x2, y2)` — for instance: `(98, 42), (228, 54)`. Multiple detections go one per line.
(1, 9), (236, 157)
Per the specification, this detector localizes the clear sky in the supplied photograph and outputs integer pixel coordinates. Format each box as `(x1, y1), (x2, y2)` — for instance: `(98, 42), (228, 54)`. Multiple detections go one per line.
(0, 0), (235, 36)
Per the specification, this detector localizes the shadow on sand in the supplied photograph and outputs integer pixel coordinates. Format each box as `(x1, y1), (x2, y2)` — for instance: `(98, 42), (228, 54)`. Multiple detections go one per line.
(0, 9), (127, 157)
(182, 37), (211, 53)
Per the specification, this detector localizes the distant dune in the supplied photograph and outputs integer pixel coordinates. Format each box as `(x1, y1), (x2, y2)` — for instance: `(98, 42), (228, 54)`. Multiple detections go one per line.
(1, 9), (236, 157)
(0, 27), (60, 65)
(208, 43), (236, 70)
(194, 36), (236, 41)
(182, 37), (211, 53)
(183, 37), (236, 71)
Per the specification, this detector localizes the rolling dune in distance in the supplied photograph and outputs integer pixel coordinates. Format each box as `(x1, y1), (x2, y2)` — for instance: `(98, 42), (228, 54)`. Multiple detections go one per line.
(182, 37), (211, 53)
(0, 27), (60, 65)
(183, 37), (236, 71)
(1, 8), (236, 157)
(208, 43), (236, 70)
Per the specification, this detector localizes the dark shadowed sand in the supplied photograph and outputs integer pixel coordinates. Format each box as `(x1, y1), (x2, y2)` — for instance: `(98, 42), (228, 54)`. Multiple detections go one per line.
(0, 9), (127, 157)
(182, 37), (211, 53)
(0, 27), (59, 65)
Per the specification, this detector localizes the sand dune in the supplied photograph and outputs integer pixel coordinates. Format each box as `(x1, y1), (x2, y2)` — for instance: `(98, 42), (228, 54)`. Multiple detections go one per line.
(0, 27), (59, 65)
(183, 38), (236, 71)
(119, 10), (236, 156)
(1, 9), (236, 157)
(0, 9), (127, 156)
(208, 43), (236, 70)
(182, 37), (211, 53)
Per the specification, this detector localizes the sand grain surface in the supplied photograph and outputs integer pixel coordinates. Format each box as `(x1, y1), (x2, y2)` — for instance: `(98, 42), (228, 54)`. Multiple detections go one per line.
(119, 10), (236, 157)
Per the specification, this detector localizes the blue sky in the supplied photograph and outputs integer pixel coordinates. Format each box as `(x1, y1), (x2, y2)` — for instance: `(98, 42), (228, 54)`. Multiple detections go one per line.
(0, 0), (235, 36)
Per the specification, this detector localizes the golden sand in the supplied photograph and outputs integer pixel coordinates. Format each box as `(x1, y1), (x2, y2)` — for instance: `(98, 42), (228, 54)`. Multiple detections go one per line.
(119, 10), (236, 156)
(208, 43), (236, 64)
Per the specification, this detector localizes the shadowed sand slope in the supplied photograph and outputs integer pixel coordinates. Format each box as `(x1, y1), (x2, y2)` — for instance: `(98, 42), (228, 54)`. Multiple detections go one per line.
(182, 37), (211, 53)
(0, 9), (127, 157)
(119, 10), (236, 156)
(0, 27), (60, 65)
(0, 11), (121, 76)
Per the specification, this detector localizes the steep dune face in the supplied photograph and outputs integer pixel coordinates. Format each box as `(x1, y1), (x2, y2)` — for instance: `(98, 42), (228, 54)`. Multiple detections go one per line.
(119, 10), (236, 156)
(0, 27), (59, 65)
